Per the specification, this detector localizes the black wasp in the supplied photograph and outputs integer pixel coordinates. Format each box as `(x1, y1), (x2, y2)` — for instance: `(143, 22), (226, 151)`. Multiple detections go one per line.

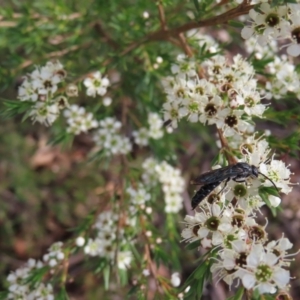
(190, 162), (278, 210)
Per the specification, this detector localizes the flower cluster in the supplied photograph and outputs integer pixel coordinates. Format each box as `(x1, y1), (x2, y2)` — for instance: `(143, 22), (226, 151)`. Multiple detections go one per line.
(6, 259), (53, 300)
(93, 117), (132, 155)
(242, 3), (300, 57)
(142, 157), (185, 213)
(182, 199), (294, 294)
(63, 104), (98, 135)
(162, 53), (265, 136)
(17, 61), (67, 126)
(181, 131), (294, 295)
(263, 55), (300, 100)
(83, 210), (133, 270)
(132, 112), (164, 146)
(244, 36), (278, 59)
(127, 183), (151, 206)
(43, 241), (65, 267)
(17, 62), (113, 133)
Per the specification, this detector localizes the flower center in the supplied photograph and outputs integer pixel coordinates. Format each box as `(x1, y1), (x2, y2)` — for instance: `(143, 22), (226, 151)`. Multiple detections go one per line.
(188, 102), (199, 112)
(265, 13), (280, 27)
(233, 184), (247, 198)
(94, 79), (101, 87)
(255, 264), (273, 282)
(192, 224), (200, 236)
(205, 216), (220, 231)
(235, 252), (247, 267)
(248, 225), (265, 242)
(224, 234), (236, 248)
(205, 103), (217, 116)
(207, 193), (220, 204)
(195, 86), (204, 95)
(44, 80), (52, 88)
(232, 214), (245, 228)
(291, 27), (300, 44)
(176, 88), (185, 98)
(225, 115), (238, 127)
(245, 96), (255, 107)
(170, 108), (179, 119)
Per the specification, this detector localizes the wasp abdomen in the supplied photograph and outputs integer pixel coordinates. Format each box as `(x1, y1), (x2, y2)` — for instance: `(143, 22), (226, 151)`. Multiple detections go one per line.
(191, 180), (222, 210)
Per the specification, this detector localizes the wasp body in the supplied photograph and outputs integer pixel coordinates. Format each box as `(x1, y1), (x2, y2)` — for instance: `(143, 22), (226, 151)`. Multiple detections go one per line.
(190, 162), (278, 210)
(191, 180), (223, 210)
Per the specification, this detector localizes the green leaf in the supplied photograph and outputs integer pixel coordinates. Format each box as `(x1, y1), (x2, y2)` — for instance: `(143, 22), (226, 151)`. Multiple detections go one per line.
(227, 286), (244, 300)
(154, 247), (171, 265)
(228, 20), (244, 28)
(103, 265), (110, 290)
(0, 292), (9, 300)
(56, 288), (70, 300)
(267, 132), (300, 157)
(0, 100), (33, 118)
(24, 266), (49, 288)
(259, 187), (280, 217)
(48, 131), (74, 147)
(181, 249), (217, 298)
(126, 285), (139, 297)
(185, 240), (200, 250)
(193, 0), (200, 14)
(119, 268), (128, 286)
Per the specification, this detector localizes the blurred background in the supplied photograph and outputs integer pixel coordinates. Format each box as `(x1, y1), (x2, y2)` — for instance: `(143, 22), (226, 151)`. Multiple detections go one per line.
(1, 1), (300, 299)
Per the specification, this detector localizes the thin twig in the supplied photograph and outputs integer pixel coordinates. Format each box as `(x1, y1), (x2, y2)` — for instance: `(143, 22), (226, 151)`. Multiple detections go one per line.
(147, 3), (254, 41)
(177, 33), (194, 57)
(157, 1), (167, 31)
(217, 128), (237, 165)
(93, 21), (119, 50)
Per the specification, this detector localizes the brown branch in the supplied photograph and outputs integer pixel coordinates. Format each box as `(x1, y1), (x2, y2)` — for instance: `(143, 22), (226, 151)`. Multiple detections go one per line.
(217, 128), (237, 165)
(93, 21), (119, 50)
(177, 33), (194, 57)
(157, 1), (167, 31)
(147, 3), (254, 41)
(13, 42), (92, 72)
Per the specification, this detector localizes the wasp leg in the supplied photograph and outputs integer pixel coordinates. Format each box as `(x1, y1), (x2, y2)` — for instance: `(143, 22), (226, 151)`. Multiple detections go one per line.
(216, 177), (230, 196)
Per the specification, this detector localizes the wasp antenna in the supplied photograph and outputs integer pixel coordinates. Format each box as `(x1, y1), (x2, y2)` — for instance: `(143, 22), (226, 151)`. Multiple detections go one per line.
(258, 172), (279, 192)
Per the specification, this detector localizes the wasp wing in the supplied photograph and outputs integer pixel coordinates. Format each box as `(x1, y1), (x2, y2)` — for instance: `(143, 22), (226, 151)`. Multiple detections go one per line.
(190, 166), (232, 185)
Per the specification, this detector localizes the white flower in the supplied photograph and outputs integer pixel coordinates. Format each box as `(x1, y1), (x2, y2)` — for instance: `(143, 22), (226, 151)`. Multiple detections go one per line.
(165, 191), (183, 213)
(241, 4), (286, 46)
(171, 272), (181, 287)
(163, 100), (181, 128)
(142, 269), (150, 276)
(99, 117), (122, 134)
(148, 113), (164, 139)
(84, 238), (102, 256)
(64, 105), (98, 134)
(280, 12), (300, 57)
(199, 95), (222, 125)
(103, 96), (112, 106)
(127, 184), (151, 205)
(29, 102), (59, 126)
(217, 109), (251, 137)
(259, 159), (292, 194)
(76, 237), (85, 247)
(132, 127), (149, 146)
(117, 251), (132, 269)
(242, 244), (290, 294)
(31, 66), (61, 96)
(18, 79), (38, 102)
(84, 71), (110, 97)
